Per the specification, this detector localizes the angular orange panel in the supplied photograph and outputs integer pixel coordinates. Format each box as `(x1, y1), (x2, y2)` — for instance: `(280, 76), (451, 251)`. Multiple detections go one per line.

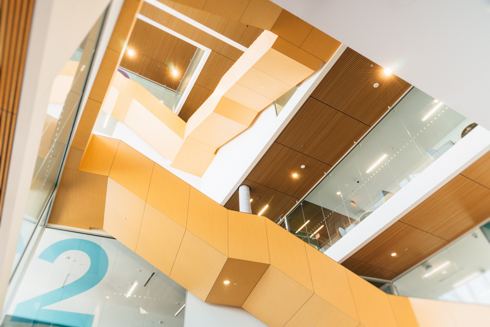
(79, 135), (119, 176)
(228, 211), (269, 264)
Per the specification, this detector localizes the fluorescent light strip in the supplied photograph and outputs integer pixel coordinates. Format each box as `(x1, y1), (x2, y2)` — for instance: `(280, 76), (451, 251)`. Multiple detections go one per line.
(144, 0), (248, 52)
(423, 261), (450, 278)
(366, 154), (387, 173)
(295, 220), (310, 233)
(258, 205), (268, 216)
(126, 281), (138, 298)
(453, 272), (481, 288)
(422, 102), (444, 121)
(311, 225), (324, 237)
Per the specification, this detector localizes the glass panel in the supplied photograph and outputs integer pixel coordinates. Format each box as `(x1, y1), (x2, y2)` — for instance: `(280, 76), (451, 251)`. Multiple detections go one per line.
(4, 228), (186, 327)
(287, 87), (474, 250)
(274, 86), (297, 115)
(10, 12), (106, 275)
(393, 222), (490, 305)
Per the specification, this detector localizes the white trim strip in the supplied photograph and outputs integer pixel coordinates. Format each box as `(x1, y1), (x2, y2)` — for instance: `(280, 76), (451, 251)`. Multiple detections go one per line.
(144, 0), (247, 52)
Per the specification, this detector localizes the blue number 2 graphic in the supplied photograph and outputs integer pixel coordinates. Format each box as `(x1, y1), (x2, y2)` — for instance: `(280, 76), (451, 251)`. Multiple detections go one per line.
(12, 238), (109, 327)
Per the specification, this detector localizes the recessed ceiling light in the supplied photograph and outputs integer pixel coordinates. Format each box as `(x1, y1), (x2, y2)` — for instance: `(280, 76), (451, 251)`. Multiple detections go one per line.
(301, 165), (306, 169)
(366, 154), (387, 173)
(292, 173), (298, 178)
(391, 252), (397, 257)
(249, 198), (253, 202)
(383, 67), (392, 76)
(126, 281), (138, 298)
(223, 280), (230, 285)
(336, 191), (341, 195)
(160, 100), (163, 103)
(258, 205), (268, 216)
(296, 220), (310, 234)
(422, 102), (444, 121)
(433, 99), (439, 103)
(172, 69), (179, 77)
(127, 48), (135, 57)
(311, 225), (324, 237)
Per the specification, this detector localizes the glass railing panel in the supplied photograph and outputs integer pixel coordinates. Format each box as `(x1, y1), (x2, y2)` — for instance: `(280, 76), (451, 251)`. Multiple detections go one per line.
(286, 87), (475, 250)
(177, 48), (204, 97)
(274, 86), (297, 115)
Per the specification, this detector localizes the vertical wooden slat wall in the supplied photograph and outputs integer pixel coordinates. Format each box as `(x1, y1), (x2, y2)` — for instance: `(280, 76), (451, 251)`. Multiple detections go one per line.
(0, 0), (35, 220)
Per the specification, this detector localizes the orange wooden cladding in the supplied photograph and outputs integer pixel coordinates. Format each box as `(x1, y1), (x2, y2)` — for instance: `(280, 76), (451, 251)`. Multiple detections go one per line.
(0, 0), (35, 219)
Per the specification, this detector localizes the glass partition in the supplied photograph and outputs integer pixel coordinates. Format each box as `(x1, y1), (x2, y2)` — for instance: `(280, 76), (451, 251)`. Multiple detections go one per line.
(393, 221), (490, 305)
(274, 86), (297, 115)
(286, 87), (474, 252)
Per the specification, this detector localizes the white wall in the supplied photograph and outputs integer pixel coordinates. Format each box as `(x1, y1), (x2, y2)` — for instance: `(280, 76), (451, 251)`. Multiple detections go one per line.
(0, 0), (112, 313)
(272, 0), (490, 131)
(326, 126), (490, 263)
(184, 292), (267, 327)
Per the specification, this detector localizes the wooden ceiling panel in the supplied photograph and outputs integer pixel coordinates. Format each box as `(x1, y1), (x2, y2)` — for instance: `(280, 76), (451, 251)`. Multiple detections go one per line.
(225, 179), (298, 221)
(270, 10), (313, 47)
(196, 51), (234, 91)
(311, 48), (411, 126)
(179, 84), (213, 122)
(239, 0), (283, 30)
(400, 175), (490, 241)
(461, 150), (490, 190)
(276, 97), (369, 166)
(342, 257), (399, 280)
(300, 28), (341, 63)
(247, 142), (331, 199)
(202, 0), (251, 25)
(120, 20), (197, 90)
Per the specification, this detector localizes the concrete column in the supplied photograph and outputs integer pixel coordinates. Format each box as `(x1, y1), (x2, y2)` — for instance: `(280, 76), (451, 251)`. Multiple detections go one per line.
(238, 185), (251, 214)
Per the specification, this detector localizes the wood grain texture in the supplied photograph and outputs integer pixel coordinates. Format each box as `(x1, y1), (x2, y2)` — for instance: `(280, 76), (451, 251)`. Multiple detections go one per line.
(284, 294), (359, 327)
(311, 48), (410, 126)
(202, 0), (250, 22)
(187, 187), (228, 255)
(265, 219), (313, 291)
(206, 258), (269, 306)
(170, 230), (227, 301)
(346, 270), (398, 327)
(147, 163), (190, 228)
(109, 141), (155, 201)
(104, 178), (145, 251)
(239, 0), (282, 30)
(179, 83), (213, 121)
(300, 27), (341, 63)
(135, 203), (185, 275)
(305, 245), (359, 321)
(461, 150), (490, 190)
(342, 257), (399, 280)
(79, 135), (119, 175)
(242, 266), (313, 327)
(270, 10), (312, 47)
(388, 295), (419, 327)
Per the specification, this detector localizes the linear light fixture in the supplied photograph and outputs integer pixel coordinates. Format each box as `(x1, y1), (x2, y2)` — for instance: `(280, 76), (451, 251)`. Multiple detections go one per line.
(258, 205), (268, 216)
(366, 154), (387, 173)
(422, 102), (444, 121)
(126, 281), (138, 298)
(295, 220), (310, 233)
(311, 225), (324, 237)
(423, 261), (450, 278)
(453, 272), (481, 289)
(144, 0), (247, 52)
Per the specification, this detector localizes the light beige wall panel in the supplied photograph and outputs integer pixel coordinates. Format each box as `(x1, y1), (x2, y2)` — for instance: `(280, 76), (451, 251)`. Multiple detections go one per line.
(272, 37), (322, 71)
(206, 258), (269, 307)
(265, 219), (313, 291)
(388, 295), (419, 327)
(237, 67), (291, 101)
(134, 83), (155, 110)
(139, 110), (167, 149)
(79, 135), (120, 176)
(305, 245), (359, 321)
(157, 130), (184, 161)
(445, 301), (490, 327)
(242, 266), (313, 327)
(409, 298), (455, 327)
(184, 137), (216, 154)
(223, 83), (272, 111)
(111, 77), (138, 121)
(284, 294), (359, 327)
(228, 211), (269, 264)
(109, 141), (154, 201)
(170, 155), (208, 177)
(135, 203), (185, 276)
(104, 179), (145, 251)
(174, 142), (216, 166)
(170, 231), (227, 301)
(146, 164), (190, 228)
(346, 270), (398, 327)
(123, 99), (154, 136)
(213, 97), (257, 127)
(187, 188), (228, 255)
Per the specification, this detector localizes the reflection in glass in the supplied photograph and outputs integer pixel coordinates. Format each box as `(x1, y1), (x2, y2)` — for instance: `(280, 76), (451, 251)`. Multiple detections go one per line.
(286, 87), (474, 252)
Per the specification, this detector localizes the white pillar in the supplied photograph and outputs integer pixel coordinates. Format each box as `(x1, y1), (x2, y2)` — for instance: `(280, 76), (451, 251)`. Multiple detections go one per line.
(238, 185), (251, 214)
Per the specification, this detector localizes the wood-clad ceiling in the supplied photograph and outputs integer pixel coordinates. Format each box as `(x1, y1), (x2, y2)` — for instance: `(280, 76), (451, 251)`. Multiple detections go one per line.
(342, 151), (490, 280)
(120, 19), (197, 90)
(225, 48), (411, 221)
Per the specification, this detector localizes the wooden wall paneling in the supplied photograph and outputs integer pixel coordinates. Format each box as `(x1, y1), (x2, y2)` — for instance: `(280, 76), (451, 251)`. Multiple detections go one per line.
(284, 294), (359, 327)
(49, 169), (108, 230)
(228, 210), (269, 263)
(170, 230), (227, 301)
(239, 0), (283, 30)
(342, 257), (399, 280)
(311, 48), (411, 126)
(109, 141), (154, 201)
(247, 142), (331, 199)
(195, 51), (234, 92)
(388, 295), (419, 327)
(346, 270), (399, 327)
(104, 178), (146, 250)
(202, 0), (250, 22)
(79, 135), (120, 175)
(186, 187), (228, 255)
(400, 175), (490, 241)
(63, 147), (84, 170)
(146, 163), (190, 228)
(305, 245), (359, 321)
(135, 203), (185, 275)
(265, 219), (313, 290)
(271, 37), (322, 71)
(276, 97), (369, 166)
(206, 258), (269, 307)
(300, 28), (341, 63)
(242, 266), (313, 327)
(461, 150), (490, 189)
(178, 84), (213, 121)
(270, 10), (312, 47)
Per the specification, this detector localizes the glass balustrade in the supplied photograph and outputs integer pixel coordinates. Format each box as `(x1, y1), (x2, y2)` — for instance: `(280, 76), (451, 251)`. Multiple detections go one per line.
(285, 87), (475, 253)
(274, 86), (297, 115)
